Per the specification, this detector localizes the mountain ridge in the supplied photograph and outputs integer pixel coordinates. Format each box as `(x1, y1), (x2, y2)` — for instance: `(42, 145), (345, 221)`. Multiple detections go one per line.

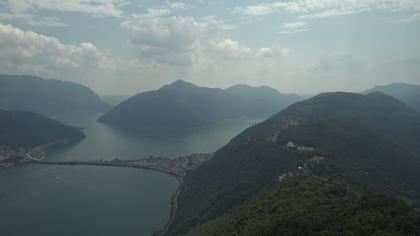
(363, 82), (420, 112)
(0, 74), (110, 117)
(98, 80), (302, 135)
(164, 91), (420, 235)
(0, 109), (85, 149)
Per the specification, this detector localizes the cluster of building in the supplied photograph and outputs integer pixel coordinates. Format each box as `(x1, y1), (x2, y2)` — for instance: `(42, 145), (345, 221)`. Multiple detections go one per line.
(0, 146), (17, 169)
(26, 148), (47, 161)
(265, 132), (280, 143)
(128, 153), (214, 177)
(274, 116), (306, 129)
(286, 141), (315, 152)
(278, 156), (325, 184)
(0, 145), (47, 169)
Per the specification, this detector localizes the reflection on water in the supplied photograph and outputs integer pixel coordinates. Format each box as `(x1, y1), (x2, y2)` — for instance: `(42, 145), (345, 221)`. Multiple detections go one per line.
(0, 114), (259, 236)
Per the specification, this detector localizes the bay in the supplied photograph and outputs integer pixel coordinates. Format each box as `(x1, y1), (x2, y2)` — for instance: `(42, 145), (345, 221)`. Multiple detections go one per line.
(0, 114), (258, 236)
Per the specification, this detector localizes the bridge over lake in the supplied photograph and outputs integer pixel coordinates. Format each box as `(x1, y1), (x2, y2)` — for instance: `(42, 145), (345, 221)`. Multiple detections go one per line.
(29, 153), (213, 178)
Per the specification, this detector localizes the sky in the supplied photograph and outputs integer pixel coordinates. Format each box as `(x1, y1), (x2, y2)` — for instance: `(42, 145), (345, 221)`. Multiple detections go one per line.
(0, 0), (419, 95)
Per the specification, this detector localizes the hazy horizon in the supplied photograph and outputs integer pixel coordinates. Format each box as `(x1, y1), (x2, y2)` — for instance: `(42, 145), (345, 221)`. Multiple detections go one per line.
(1, 2), (420, 235)
(0, 1), (419, 95)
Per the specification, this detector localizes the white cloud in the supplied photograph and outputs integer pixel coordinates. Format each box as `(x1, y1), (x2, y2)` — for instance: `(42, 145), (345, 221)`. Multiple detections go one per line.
(120, 12), (291, 87)
(121, 15), (246, 66)
(5, 0), (127, 17)
(279, 21), (307, 34)
(282, 21), (305, 30)
(243, 5), (274, 16)
(134, 1), (192, 19)
(258, 46), (289, 58)
(121, 16), (210, 65)
(138, 8), (172, 18)
(209, 38), (251, 59)
(279, 28), (308, 34)
(167, 2), (191, 10)
(0, 12), (69, 27)
(298, 8), (370, 20)
(0, 22), (113, 77)
(240, 0), (420, 22)
(0, 0), (128, 27)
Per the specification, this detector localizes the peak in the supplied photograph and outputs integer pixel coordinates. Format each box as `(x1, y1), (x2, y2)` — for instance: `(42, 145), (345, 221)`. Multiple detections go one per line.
(171, 80), (196, 87)
(228, 84), (253, 89)
(160, 80), (198, 91)
(226, 84), (280, 94)
(310, 91), (404, 105)
(227, 84), (274, 90)
(312, 91), (362, 100)
(280, 91), (409, 117)
(365, 82), (420, 94)
(0, 73), (44, 81)
(366, 91), (390, 98)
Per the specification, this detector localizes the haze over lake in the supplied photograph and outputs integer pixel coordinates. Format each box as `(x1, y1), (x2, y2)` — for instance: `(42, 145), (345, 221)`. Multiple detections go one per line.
(1, 0), (419, 235)
(0, 114), (259, 236)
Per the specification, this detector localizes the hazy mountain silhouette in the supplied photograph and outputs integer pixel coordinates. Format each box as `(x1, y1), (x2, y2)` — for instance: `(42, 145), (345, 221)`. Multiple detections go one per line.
(98, 80), (301, 135)
(364, 82), (420, 112)
(0, 74), (110, 117)
(0, 109), (85, 149)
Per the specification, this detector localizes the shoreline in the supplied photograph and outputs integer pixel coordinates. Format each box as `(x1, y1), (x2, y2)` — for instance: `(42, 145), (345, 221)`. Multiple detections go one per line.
(157, 176), (183, 236)
(3, 142), (211, 236)
(0, 138), (81, 170)
(31, 160), (183, 178)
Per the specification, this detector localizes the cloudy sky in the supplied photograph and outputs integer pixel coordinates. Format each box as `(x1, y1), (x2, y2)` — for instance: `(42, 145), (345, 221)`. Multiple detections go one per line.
(0, 0), (419, 95)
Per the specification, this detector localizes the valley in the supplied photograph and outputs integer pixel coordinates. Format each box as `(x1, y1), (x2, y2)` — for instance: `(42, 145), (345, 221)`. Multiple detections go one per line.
(1, 3), (420, 235)
(1, 76), (420, 236)
(0, 113), (257, 236)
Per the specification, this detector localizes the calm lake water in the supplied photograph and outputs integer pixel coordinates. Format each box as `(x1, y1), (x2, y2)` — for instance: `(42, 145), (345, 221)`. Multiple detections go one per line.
(0, 114), (258, 236)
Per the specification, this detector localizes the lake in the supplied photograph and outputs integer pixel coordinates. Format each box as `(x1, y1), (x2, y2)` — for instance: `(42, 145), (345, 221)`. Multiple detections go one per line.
(0, 114), (258, 236)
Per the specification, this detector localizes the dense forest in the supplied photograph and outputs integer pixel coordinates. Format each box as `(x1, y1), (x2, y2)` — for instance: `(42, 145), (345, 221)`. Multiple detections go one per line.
(186, 176), (420, 236)
(165, 92), (420, 235)
(0, 109), (85, 149)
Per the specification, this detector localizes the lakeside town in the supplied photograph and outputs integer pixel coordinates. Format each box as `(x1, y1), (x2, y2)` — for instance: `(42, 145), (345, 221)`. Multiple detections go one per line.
(0, 145), (31, 169)
(0, 140), (66, 169)
(126, 153), (214, 177)
(1, 141), (214, 179)
(35, 153), (214, 178)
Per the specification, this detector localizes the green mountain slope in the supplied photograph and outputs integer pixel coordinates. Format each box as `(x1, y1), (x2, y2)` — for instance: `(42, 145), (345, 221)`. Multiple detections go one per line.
(186, 176), (420, 236)
(0, 74), (110, 117)
(98, 80), (301, 135)
(0, 109), (85, 149)
(164, 92), (420, 236)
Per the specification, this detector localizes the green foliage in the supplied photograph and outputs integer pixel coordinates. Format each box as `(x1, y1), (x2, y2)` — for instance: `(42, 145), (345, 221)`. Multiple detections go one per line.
(0, 109), (85, 149)
(185, 176), (420, 236)
(165, 92), (420, 236)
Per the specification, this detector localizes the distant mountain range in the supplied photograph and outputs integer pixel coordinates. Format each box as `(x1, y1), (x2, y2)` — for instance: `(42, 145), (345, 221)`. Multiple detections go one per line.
(0, 109), (85, 149)
(0, 74), (110, 117)
(364, 82), (420, 112)
(164, 91), (420, 235)
(98, 80), (301, 135)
